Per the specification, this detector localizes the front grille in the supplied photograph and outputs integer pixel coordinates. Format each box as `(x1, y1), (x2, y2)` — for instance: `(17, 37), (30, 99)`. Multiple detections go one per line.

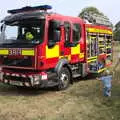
(3, 75), (31, 82)
(3, 57), (33, 67)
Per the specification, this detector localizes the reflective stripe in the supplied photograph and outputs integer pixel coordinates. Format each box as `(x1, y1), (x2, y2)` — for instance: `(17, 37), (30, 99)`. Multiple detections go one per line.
(98, 68), (107, 73)
(6, 73), (10, 76)
(21, 75), (26, 77)
(22, 50), (34, 56)
(79, 53), (84, 59)
(0, 49), (8, 55)
(87, 56), (97, 60)
(87, 56), (97, 63)
(0, 49), (34, 56)
(46, 45), (59, 58)
(87, 28), (112, 34)
(71, 44), (80, 55)
(106, 46), (111, 49)
(87, 59), (97, 63)
(4, 79), (8, 83)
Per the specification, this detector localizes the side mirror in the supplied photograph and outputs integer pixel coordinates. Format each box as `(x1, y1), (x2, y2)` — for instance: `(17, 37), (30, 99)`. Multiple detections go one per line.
(0, 25), (3, 32)
(0, 24), (6, 32)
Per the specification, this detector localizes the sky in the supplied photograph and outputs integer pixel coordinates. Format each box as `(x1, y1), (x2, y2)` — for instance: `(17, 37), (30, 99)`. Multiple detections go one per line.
(0, 0), (120, 25)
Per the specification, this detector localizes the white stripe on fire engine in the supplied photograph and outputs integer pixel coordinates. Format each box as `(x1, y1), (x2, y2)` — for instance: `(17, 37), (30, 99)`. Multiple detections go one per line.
(20, 75), (26, 77)
(11, 74), (15, 76)
(4, 79), (8, 83)
(25, 82), (30, 87)
(29, 75), (34, 86)
(6, 73), (10, 76)
(11, 73), (20, 77)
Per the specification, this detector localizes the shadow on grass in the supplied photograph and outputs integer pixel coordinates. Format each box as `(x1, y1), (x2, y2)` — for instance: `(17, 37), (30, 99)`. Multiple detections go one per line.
(0, 73), (99, 96)
(73, 73), (99, 82)
(0, 83), (59, 96)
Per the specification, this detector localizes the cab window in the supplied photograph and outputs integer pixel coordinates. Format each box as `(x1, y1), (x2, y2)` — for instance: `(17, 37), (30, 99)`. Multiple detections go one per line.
(48, 20), (61, 43)
(72, 23), (81, 42)
(64, 22), (71, 43)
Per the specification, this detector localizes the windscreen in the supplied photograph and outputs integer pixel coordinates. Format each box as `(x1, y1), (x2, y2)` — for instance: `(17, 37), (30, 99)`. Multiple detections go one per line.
(0, 19), (45, 44)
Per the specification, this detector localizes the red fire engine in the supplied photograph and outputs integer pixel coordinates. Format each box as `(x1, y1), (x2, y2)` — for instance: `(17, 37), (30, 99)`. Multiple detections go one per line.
(0, 5), (112, 90)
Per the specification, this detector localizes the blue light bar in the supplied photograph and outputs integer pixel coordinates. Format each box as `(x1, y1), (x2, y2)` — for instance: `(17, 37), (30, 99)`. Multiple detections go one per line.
(8, 5), (52, 14)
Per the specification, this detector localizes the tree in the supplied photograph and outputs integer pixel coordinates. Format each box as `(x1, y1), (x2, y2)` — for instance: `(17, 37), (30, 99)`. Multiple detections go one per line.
(78, 7), (103, 19)
(114, 21), (120, 41)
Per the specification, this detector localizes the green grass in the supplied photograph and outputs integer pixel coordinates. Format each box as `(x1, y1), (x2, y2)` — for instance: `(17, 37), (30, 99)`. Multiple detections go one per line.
(0, 77), (120, 120)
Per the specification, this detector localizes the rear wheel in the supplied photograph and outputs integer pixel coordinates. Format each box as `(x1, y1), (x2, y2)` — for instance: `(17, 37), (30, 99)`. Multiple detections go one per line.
(57, 67), (71, 90)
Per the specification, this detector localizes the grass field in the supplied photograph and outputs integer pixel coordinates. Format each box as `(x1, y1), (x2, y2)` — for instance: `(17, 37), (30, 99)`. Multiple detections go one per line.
(0, 45), (120, 120)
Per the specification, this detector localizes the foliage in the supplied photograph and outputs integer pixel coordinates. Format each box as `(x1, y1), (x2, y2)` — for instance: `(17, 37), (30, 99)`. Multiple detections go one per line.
(114, 21), (120, 41)
(78, 7), (104, 18)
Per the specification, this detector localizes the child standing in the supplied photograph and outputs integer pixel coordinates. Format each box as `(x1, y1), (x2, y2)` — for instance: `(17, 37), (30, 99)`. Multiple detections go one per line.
(97, 69), (112, 97)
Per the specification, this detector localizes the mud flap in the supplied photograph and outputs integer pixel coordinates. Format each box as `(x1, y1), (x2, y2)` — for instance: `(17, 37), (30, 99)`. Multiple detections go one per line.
(81, 63), (88, 77)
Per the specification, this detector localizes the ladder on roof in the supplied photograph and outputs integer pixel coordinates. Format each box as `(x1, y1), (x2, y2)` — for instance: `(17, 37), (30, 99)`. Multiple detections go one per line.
(83, 12), (112, 27)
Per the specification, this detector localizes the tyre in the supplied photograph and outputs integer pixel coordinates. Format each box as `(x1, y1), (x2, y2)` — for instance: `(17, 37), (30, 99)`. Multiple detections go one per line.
(57, 67), (71, 90)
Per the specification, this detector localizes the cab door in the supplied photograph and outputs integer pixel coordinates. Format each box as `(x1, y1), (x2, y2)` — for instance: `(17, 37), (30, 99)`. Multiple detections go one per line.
(59, 21), (71, 61)
(71, 23), (81, 63)
(46, 19), (61, 68)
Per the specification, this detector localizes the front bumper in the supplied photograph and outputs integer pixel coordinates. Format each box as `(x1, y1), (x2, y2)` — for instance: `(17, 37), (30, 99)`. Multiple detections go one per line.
(0, 71), (58, 88)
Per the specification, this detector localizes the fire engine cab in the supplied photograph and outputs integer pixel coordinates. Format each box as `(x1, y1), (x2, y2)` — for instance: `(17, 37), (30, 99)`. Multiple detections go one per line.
(0, 5), (112, 90)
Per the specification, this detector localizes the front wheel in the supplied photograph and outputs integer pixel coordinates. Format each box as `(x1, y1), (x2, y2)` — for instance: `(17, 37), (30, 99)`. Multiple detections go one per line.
(57, 67), (71, 90)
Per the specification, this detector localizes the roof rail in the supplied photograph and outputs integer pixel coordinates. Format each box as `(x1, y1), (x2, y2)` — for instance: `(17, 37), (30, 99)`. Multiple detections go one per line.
(8, 5), (52, 14)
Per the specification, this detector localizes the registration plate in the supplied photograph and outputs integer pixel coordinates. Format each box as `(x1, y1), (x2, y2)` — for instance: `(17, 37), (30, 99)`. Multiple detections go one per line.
(9, 81), (23, 86)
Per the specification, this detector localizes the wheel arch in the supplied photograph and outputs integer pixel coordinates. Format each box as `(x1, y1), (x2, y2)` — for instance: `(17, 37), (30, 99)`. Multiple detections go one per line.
(55, 58), (73, 84)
